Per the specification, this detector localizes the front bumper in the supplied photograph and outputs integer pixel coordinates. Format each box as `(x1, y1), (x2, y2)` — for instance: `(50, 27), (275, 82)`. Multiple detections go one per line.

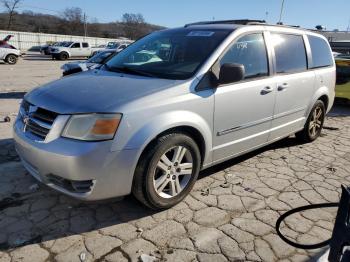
(13, 116), (139, 200)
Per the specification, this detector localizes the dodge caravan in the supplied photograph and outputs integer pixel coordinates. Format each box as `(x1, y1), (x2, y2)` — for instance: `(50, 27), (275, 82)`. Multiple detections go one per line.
(14, 20), (335, 209)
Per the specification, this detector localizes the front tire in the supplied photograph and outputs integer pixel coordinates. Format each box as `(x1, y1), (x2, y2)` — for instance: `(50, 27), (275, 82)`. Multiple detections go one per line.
(132, 133), (201, 210)
(296, 100), (325, 142)
(5, 54), (17, 65)
(59, 52), (68, 60)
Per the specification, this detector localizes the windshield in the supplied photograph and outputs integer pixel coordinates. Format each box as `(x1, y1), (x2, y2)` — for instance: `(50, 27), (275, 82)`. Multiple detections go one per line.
(105, 28), (231, 79)
(62, 42), (73, 47)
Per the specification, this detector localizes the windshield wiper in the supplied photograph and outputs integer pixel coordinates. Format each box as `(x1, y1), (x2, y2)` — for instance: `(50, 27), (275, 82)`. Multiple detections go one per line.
(108, 66), (157, 78)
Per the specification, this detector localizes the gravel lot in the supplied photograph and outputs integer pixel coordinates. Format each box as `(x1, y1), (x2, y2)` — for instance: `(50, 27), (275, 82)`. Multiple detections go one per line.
(1, 54), (350, 262)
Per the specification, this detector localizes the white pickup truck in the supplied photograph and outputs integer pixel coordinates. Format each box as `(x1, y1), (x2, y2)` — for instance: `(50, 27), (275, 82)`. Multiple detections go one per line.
(50, 41), (104, 60)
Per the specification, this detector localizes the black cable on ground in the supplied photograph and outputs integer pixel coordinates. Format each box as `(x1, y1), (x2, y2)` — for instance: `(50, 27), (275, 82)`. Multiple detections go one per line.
(276, 202), (339, 250)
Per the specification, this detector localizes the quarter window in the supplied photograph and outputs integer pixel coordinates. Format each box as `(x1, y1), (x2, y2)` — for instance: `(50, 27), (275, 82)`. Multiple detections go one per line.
(308, 35), (333, 68)
(272, 33), (307, 73)
(220, 33), (269, 79)
(82, 42), (89, 48)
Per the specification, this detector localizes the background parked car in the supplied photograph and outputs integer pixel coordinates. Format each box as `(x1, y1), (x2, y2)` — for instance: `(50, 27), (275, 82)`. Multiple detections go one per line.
(61, 49), (117, 76)
(0, 36), (20, 64)
(335, 56), (350, 100)
(90, 41), (132, 57)
(40, 41), (70, 55)
(40, 42), (56, 55)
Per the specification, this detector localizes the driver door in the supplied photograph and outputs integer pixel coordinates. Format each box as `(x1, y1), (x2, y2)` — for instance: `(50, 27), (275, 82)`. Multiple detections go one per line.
(213, 32), (276, 162)
(70, 42), (82, 56)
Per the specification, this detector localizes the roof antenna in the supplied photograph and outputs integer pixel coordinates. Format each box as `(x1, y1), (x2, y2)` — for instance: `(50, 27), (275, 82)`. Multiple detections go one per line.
(278, 0), (286, 24)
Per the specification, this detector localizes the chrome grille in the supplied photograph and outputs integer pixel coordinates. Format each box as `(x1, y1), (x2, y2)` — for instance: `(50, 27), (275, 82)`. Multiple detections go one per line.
(20, 100), (58, 141)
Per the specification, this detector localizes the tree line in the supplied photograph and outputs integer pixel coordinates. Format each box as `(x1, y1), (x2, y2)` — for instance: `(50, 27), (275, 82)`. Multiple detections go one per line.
(0, 1), (164, 40)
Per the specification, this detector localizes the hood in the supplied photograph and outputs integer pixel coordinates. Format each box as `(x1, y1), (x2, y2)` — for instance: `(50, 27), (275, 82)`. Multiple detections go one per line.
(25, 69), (181, 114)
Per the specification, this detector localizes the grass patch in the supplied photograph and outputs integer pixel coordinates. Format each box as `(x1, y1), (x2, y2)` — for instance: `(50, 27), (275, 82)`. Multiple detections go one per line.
(336, 82), (350, 100)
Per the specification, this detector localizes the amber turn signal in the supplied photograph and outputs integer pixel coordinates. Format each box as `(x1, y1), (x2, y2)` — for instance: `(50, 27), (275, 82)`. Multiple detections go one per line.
(92, 118), (121, 135)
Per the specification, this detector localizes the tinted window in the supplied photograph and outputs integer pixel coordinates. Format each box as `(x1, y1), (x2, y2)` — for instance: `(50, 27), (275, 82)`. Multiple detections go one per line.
(71, 43), (80, 48)
(82, 42), (89, 48)
(272, 33), (307, 73)
(308, 35), (333, 68)
(220, 33), (268, 79)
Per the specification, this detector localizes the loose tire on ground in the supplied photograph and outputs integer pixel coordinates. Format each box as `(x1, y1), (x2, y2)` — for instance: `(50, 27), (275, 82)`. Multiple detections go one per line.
(132, 132), (201, 210)
(296, 100), (326, 143)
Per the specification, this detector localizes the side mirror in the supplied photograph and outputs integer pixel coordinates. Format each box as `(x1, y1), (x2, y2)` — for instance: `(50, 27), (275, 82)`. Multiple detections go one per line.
(219, 63), (245, 85)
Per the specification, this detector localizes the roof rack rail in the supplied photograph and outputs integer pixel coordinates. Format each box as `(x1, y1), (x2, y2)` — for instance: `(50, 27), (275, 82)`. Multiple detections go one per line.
(184, 19), (266, 27)
(276, 22), (300, 28)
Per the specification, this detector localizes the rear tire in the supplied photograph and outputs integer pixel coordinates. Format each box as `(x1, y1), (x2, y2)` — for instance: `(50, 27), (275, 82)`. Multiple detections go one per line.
(296, 100), (325, 143)
(132, 133), (201, 210)
(5, 54), (17, 65)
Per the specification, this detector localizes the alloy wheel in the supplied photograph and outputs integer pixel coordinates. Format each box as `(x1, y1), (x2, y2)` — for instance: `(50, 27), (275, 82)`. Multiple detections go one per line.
(153, 146), (193, 198)
(309, 106), (323, 137)
(8, 55), (16, 64)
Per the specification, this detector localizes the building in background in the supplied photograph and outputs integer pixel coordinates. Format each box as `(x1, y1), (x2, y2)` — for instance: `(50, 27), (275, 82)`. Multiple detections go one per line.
(319, 31), (350, 54)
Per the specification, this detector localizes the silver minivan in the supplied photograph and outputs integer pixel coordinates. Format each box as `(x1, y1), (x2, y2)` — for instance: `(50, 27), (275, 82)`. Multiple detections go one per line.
(14, 20), (335, 209)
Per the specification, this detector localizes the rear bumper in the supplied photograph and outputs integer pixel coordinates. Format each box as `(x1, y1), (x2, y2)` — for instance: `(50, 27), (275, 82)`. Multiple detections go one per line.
(13, 117), (139, 200)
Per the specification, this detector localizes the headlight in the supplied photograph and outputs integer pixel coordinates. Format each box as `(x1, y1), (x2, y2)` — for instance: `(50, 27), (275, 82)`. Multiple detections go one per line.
(62, 113), (122, 141)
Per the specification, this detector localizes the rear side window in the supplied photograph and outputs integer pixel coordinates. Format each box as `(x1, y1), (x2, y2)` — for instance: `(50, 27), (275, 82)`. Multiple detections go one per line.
(272, 33), (307, 73)
(308, 35), (333, 68)
(82, 42), (89, 48)
(220, 33), (269, 79)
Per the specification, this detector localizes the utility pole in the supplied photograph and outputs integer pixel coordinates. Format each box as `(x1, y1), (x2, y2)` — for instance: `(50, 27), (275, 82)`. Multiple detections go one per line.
(278, 0), (285, 24)
(347, 17), (350, 32)
(265, 11), (269, 22)
(83, 12), (87, 37)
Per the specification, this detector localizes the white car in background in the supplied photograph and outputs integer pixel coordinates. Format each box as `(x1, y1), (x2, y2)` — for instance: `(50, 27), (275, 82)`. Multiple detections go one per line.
(0, 43), (21, 64)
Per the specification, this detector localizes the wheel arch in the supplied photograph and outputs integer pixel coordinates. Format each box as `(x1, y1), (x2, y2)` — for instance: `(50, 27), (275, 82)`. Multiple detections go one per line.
(141, 125), (207, 167)
(306, 86), (333, 117)
(318, 95), (329, 111)
(5, 53), (19, 57)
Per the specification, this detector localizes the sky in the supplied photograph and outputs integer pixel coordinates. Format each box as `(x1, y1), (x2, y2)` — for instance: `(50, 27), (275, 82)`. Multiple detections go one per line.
(4, 0), (350, 31)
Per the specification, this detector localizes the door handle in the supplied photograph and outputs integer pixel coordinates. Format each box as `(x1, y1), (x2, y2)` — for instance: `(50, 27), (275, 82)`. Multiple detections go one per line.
(278, 83), (289, 91)
(261, 86), (273, 95)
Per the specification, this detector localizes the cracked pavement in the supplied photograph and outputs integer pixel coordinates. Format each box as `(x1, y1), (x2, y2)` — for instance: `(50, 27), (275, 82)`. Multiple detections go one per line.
(1, 56), (350, 261)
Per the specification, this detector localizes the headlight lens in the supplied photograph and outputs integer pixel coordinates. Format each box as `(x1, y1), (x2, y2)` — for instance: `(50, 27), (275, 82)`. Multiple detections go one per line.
(62, 113), (122, 141)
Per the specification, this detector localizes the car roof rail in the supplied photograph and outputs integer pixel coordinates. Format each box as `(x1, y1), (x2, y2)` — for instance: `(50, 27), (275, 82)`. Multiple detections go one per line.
(184, 19), (266, 27)
(276, 22), (300, 28)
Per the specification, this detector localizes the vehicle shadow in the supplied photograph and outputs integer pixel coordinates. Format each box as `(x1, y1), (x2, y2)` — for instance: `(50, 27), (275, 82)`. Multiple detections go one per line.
(199, 135), (304, 180)
(328, 99), (350, 117)
(0, 135), (307, 252)
(22, 54), (87, 62)
(0, 92), (26, 99)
